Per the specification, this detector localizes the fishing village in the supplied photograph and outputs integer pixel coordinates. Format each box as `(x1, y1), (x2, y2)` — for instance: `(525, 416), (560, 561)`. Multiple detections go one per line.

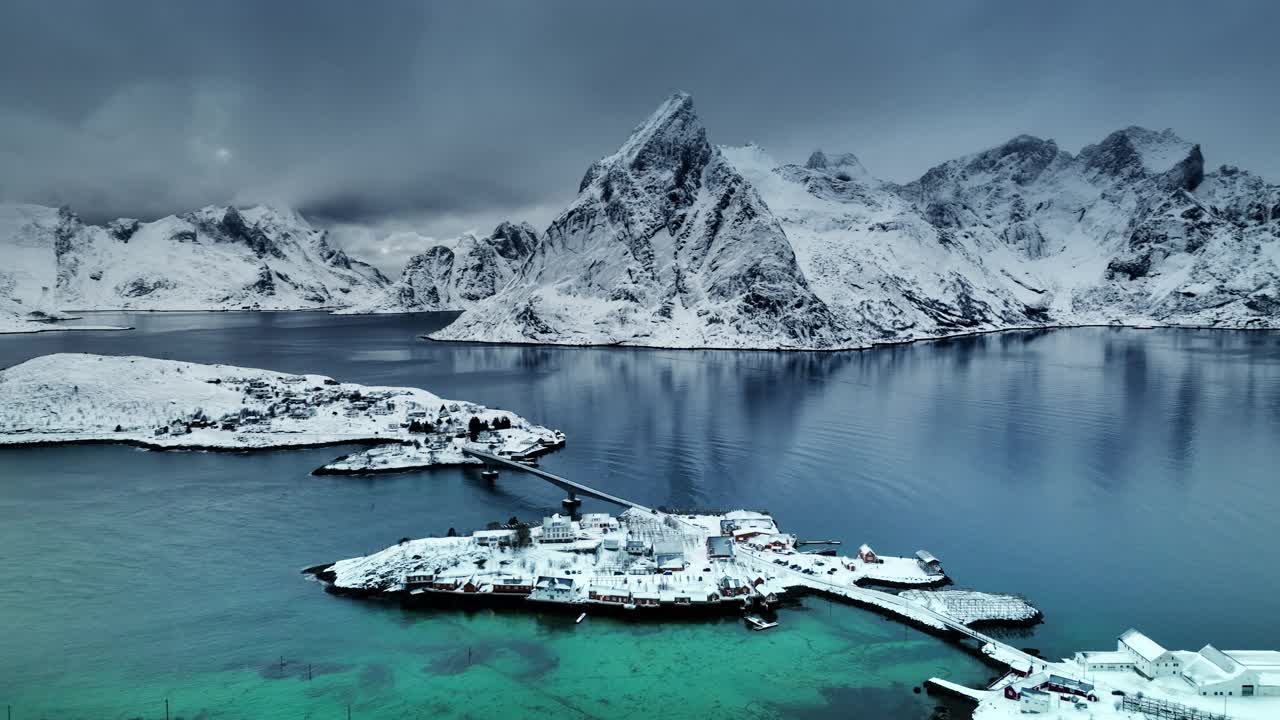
(312, 451), (1280, 720)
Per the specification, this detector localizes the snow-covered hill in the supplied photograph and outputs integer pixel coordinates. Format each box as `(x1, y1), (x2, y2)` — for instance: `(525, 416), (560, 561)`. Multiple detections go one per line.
(430, 94), (1280, 349)
(341, 221), (540, 313)
(0, 204), (390, 312)
(431, 92), (850, 348)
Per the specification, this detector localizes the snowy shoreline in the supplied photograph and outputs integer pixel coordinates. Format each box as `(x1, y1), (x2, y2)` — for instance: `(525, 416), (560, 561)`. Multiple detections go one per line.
(421, 320), (1280, 353)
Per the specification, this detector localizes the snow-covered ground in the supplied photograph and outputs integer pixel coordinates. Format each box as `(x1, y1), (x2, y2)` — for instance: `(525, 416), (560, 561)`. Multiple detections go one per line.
(0, 353), (562, 473)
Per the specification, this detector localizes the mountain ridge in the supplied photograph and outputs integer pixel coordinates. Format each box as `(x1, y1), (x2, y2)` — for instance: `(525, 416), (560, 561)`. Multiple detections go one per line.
(0, 202), (390, 317)
(426, 93), (1280, 349)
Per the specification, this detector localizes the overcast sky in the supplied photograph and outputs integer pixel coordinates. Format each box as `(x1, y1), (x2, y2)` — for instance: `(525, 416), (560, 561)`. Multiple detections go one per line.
(2, 1), (1277, 272)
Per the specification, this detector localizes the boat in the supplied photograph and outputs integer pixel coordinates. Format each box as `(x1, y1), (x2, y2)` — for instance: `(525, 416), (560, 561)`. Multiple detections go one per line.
(575, 612), (587, 624)
(480, 469), (499, 481)
(744, 615), (778, 631)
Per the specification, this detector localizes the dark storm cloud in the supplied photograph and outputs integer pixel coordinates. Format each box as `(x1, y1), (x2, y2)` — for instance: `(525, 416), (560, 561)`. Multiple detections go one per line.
(2, 0), (1278, 271)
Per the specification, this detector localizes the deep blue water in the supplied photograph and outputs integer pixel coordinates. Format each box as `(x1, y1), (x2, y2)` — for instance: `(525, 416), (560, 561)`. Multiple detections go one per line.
(2, 312), (1279, 718)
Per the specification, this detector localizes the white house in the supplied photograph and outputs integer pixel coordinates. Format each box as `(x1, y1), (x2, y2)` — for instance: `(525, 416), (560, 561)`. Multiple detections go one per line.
(1117, 629), (1181, 678)
(541, 514), (574, 543)
(530, 576), (575, 602)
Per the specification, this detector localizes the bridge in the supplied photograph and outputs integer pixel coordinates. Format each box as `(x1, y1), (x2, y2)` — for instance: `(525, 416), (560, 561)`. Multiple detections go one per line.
(461, 446), (653, 513)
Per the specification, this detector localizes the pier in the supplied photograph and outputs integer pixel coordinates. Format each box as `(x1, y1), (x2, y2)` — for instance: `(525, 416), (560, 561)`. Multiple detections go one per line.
(461, 447), (653, 512)
(734, 545), (1040, 666)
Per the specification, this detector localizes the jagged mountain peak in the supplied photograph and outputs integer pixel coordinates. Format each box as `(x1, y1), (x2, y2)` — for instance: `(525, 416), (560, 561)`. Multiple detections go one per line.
(577, 91), (713, 208)
(1079, 125), (1197, 181)
(431, 92), (849, 348)
(964, 134), (1061, 185)
(181, 204), (312, 234)
(488, 221), (539, 263)
(615, 91), (701, 163)
(804, 150), (868, 180)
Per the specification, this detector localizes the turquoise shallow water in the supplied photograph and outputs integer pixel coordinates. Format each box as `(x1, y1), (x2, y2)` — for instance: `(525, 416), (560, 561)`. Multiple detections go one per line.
(2, 313), (1279, 719)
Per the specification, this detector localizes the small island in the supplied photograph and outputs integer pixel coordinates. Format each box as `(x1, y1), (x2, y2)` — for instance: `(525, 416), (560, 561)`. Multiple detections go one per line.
(0, 353), (564, 473)
(313, 507), (1040, 635)
(0, 308), (132, 335)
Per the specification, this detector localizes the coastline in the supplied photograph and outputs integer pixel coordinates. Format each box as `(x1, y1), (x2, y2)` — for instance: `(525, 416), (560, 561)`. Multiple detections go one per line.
(420, 319), (1280, 354)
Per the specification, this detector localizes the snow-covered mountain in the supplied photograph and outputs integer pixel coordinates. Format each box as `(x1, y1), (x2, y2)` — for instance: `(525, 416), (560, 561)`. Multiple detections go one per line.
(0, 203), (390, 312)
(430, 93), (1280, 349)
(0, 204), (63, 312)
(432, 92), (849, 348)
(342, 221), (540, 313)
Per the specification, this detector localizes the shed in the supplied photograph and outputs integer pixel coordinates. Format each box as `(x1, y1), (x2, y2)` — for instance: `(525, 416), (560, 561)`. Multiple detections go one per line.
(915, 550), (943, 575)
(858, 544), (878, 563)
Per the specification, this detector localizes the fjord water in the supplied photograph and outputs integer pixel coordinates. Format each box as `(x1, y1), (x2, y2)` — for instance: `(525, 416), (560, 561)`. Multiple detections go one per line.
(2, 313), (1279, 719)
